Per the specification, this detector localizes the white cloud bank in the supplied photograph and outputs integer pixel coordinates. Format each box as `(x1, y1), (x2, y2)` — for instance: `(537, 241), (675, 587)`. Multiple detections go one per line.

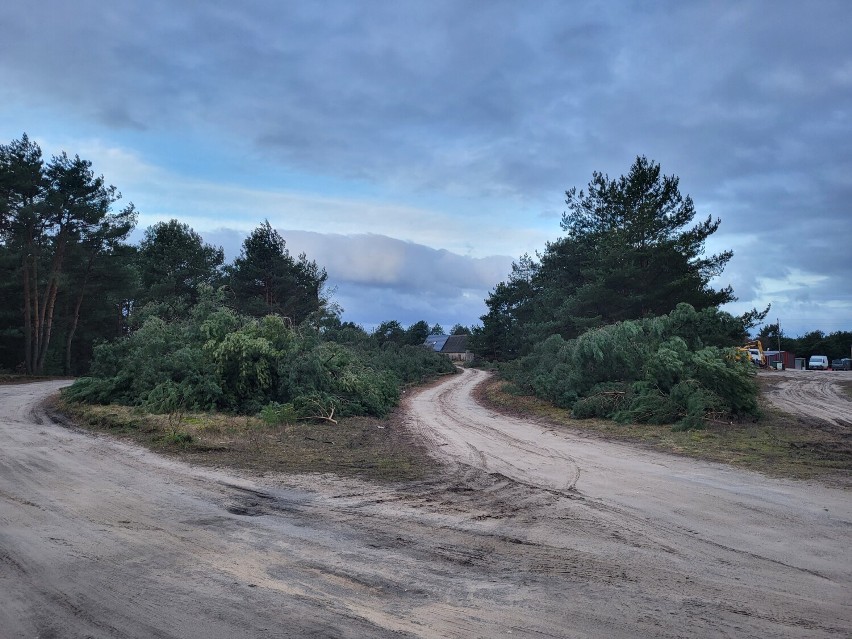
(201, 227), (513, 329)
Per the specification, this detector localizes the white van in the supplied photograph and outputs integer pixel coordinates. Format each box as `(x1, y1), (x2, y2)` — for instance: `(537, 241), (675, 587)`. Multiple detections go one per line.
(808, 355), (829, 370)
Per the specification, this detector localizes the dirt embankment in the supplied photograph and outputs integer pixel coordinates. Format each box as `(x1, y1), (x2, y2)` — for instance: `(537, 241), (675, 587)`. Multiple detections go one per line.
(1, 376), (850, 638)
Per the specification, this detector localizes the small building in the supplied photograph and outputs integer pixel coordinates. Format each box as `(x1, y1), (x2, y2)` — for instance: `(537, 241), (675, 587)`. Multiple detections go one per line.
(424, 334), (474, 362)
(764, 350), (796, 370)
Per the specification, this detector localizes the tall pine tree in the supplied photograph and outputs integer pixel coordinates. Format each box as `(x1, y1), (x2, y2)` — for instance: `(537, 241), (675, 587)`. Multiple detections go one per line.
(226, 221), (327, 324)
(0, 135), (133, 373)
(474, 157), (740, 361)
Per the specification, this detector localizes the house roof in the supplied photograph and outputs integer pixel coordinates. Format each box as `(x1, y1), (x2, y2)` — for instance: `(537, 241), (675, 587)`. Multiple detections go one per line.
(423, 334), (470, 353)
(424, 334), (449, 352)
(441, 335), (469, 353)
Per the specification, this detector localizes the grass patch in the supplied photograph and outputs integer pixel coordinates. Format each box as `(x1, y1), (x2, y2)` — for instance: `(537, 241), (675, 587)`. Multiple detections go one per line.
(52, 398), (434, 483)
(476, 376), (851, 487)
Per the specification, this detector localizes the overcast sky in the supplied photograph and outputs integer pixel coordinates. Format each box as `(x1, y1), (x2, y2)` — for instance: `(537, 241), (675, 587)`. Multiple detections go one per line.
(2, 1), (850, 336)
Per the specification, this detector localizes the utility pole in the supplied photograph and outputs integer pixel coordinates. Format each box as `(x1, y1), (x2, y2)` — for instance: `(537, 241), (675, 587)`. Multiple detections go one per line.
(777, 317), (781, 352)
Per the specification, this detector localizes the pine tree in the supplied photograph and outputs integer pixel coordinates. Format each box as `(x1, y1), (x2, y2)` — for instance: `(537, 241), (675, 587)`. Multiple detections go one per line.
(476, 157), (739, 360)
(136, 219), (224, 316)
(0, 135), (132, 373)
(559, 156), (734, 322)
(226, 221), (327, 324)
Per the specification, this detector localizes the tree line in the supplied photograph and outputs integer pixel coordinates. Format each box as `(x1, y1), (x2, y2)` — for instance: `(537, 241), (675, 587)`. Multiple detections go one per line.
(5, 132), (843, 427)
(0, 134), (459, 378)
(63, 287), (456, 419)
(471, 156), (850, 371)
(755, 323), (851, 362)
(469, 156), (765, 361)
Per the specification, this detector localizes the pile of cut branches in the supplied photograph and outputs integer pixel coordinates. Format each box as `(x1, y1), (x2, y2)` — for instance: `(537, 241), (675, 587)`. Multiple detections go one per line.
(503, 304), (759, 430)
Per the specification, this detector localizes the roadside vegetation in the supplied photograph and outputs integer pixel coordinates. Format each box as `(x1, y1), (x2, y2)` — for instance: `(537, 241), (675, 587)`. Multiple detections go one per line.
(63, 287), (454, 420)
(53, 288), (455, 482)
(0, 133), (458, 480)
(54, 398), (434, 482)
(471, 157), (769, 431)
(467, 156), (849, 480)
(478, 375), (851, 485)
(502, 304), (760, 431)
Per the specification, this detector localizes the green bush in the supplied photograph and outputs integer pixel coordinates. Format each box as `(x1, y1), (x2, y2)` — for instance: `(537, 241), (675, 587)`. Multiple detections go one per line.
(571, 382), (631, 419)
(63, 289), (455, 419)
(161, 430), (193, 445)
(503, 304), (759, 430)
(259, 402), (297, 425)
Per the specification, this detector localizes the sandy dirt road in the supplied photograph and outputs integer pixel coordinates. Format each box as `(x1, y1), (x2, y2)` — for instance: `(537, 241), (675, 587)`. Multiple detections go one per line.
(1, 374), (850, 638)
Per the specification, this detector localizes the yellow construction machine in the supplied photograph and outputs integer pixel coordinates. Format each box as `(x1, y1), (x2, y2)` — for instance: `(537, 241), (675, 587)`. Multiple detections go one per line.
(736, 340), (767, 367)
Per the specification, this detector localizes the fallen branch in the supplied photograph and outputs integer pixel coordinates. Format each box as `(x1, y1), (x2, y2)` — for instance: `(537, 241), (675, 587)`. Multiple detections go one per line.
(297, 400), (338, 424)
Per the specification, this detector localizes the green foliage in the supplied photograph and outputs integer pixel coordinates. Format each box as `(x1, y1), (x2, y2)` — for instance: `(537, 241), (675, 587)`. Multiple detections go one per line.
(470, 254), (539, 361)
(450, 324), (472, 336)
(361, 342), (456, 386)
(321, 319), (370, 345)
(371, 319), (452, 349)
(64, 290), (455, 419)
(135, 219), (223, 316)
(404, 320), (431, 346)
(372, 320), (406, 345)
(259, 401), (297, 425)
(571, 382), (631, 419)
(207, 324), (278, 410)
(60, 240), (138, 375)
(503, 304), (760, 430)
(226, 220), (327, 324)
(774, 329), (852, 362)
(0, 133), (136, 374)
(475, 157), (755, 362)
(161, 430), (193, 446)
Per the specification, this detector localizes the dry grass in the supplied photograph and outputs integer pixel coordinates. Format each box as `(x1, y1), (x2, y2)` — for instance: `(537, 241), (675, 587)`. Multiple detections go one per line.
(476, 377), (851, 487)
(53, 399), (435, 483)
(49, 372), (851, 487)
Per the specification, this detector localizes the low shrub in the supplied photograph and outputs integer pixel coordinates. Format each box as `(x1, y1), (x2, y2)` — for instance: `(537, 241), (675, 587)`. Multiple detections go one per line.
(64, 289), (455, 419)
(503, 304), (759, 430)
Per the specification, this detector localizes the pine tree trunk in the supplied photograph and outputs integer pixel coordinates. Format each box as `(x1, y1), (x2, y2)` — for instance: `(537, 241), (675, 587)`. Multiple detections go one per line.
(22, 256), (33, 374)
(27, 241), (43, 375)
(64, 291), (84, 376)
(34, 227), (69, 374)
(64, 254), (94, 375)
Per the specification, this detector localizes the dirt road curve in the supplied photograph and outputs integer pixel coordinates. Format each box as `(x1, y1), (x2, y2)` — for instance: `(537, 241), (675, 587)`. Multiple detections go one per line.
(1, 375), (850, 638)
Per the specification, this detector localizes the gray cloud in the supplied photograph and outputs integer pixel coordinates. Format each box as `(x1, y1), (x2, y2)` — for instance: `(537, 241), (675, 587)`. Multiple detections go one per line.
(3, 0), (850, 331)
(4, 2), (849, 201)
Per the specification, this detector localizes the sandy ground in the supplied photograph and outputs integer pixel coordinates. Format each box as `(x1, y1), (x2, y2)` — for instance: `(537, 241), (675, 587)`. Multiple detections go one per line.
(0, 373), (850, 638)
(762, 369), (852, 426)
